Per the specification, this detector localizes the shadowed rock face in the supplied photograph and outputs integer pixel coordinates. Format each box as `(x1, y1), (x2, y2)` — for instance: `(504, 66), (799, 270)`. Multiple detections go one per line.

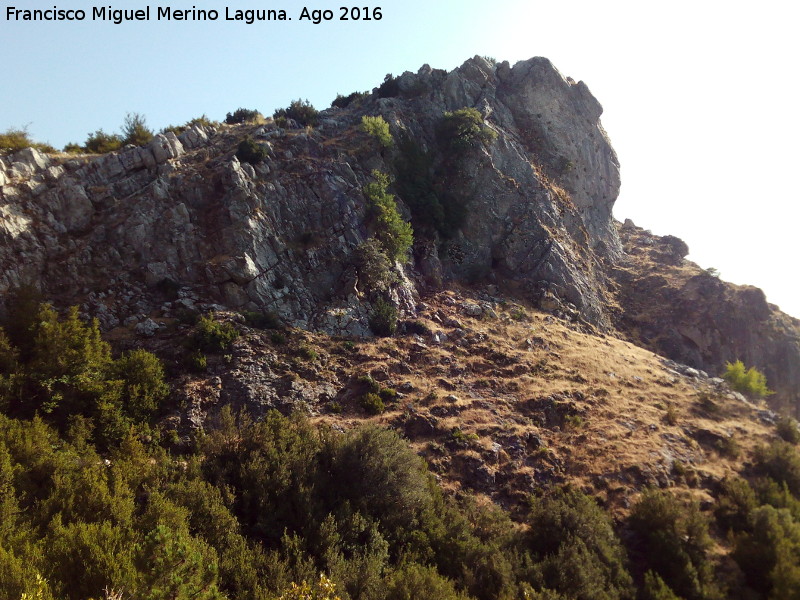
(0, 56), (621, 331)
(612, 221), (800, 412)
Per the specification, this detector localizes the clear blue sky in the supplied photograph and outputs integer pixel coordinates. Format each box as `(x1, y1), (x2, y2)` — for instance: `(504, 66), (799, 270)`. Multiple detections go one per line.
(3, 0), (799, 318)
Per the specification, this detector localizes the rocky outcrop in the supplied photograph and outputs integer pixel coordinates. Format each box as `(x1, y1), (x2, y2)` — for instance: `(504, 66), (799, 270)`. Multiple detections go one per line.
(0, 56), (621, 332)
(612, 222), (800, 411)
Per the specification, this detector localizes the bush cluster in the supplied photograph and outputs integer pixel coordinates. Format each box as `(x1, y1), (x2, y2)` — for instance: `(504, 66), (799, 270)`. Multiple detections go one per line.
(236, 137), (268, 165)
(331, 91), (369, 109)
(723, 360), (773, 398)
(360, 115), (393, 148)
(363, 170), (413, 263)
(273, 99), (319, 127)
(192, 314), (239, 353)
(0, 301), (168, 447)
(368, 298), (398, 337)
(0, 127), (56, 154)
(436, 107), (497, 154)
(225, 108), (263, 124)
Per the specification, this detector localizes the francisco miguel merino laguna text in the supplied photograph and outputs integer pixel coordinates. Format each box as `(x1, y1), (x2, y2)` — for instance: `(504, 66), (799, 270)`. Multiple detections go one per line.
(5, 5), (384, 24)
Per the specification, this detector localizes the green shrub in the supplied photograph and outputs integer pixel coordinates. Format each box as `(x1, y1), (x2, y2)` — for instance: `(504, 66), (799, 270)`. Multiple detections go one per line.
(354, 239), (397, 292)
(193, 315), (239, 353)
(754, 440), (800, 496)
(112, 348), (169, 422)
(0, 127), (56, 154)
(236, 138), (268, 165)
(437, 107), (497, 154)
(270, 332), (287, 345)
(296, 345), (317, 362)
(448, 427), (478, 448)
(732, 505), (800, 597)
(723, 360), (773, 398)
(225, 108), (263, 124)
(641, 571), (681, 600)
(715, 435), (740, 458)
(361, 115), (393, 148)
(379, 388), (398, 404)
(377, 74), (400, 98)
(777, 417), (800, 444)
(331, 91), (368, 109)
(368, 298), (398, 337)
(121, 112), (154, 146)
(62, 142), (83, 154)
(714, 477), (759, 533)
(385, 562), (471, 600)
(273, 99), (319, 127)
(242, 310), (283, 330)
(84, 129), (123, 154)
(628, 490), (718, 600)
(360, 392), (385, 415)
(525, 487), (635, 600)
(356, 375), (381, 394)
(363, 171), (413, 263)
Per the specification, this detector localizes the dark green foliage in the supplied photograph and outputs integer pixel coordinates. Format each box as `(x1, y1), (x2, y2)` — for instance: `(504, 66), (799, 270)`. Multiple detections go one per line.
(273, 99), (319, 127)
(193, 314), (239, 353)
(236, 137), (268, 164)
(121, 112), (154, 146)
(84, 129), (123, 154)
(714, 477), (759, 533)
(628, 490), (719, 600)
(385, 562), (471, 600)
(525, 487), (635, 600)
(137, 524), (225, 600)
(379, 388), (398, 403)
(754, 441), (800, 497)
(641, 571), (681, 600)
(162, 115), (218, 135)
(270, 332), (287, 345)
(394, 136), (467, 239)
(112, 349), (170, 422)
(360, 392), (385, 414)
(363, 171), (414, 263)
(377, 74), (400, 98)
(225, 108), (263, 124)
(777, 417), (800, 444)
(242, 310), (284, 330)
(437, 107), (497, 154)
(356, 375), (381, 394)
(723, 360), (773, 398)
(296, 345), (318, 362)
(332, 91), (369, 108)
(732, 505), (800, 597)
(186, 350), (207, 373)
(369, 298), (398, 337)
(62, 142), (84, 154)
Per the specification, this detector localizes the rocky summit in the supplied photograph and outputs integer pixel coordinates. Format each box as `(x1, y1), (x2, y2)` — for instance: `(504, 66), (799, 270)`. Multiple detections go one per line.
(0, 55), (798, 410)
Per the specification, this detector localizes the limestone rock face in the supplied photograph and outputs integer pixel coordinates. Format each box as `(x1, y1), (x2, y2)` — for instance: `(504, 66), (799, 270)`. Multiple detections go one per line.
(0, 56), (622, 332)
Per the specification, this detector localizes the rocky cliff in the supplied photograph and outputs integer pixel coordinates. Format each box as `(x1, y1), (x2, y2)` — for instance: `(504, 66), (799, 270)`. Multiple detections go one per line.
(0, 56), (618, 332)
(1, 55), (798, 410)
(611, 220), (800, 412)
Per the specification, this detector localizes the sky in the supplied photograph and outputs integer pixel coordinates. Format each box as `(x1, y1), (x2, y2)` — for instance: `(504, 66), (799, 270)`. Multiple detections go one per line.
(2, 0), (799, 317)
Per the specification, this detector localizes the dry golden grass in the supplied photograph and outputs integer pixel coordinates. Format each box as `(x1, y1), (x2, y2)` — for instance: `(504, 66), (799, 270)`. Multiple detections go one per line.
(301, 288), (776, 514)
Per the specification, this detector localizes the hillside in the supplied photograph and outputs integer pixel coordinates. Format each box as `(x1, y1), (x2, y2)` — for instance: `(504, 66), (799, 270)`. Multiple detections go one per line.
(1, 56), (800, 600)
